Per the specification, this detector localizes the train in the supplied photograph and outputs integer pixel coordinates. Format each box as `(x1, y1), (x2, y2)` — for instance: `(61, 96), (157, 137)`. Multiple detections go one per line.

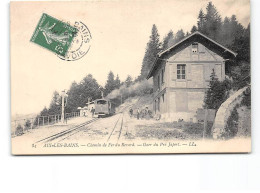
(85, 99), (115, 118)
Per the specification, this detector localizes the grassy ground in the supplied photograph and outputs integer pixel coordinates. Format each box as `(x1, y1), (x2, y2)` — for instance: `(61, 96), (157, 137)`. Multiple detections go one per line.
(124, 116), (206, 141)
(119, 95), (208, 141)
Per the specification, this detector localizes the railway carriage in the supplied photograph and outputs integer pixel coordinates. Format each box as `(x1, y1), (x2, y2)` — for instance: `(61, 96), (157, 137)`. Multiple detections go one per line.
(87, 99), (115, 117)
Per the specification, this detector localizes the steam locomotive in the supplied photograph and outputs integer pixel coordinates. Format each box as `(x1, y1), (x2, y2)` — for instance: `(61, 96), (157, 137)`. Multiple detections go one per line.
(87, 99), (115, 117)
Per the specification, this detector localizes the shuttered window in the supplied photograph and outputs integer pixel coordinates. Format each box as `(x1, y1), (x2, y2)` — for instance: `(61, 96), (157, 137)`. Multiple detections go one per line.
(158, 74), (160, 90)
(177, 64), (186, 79)
(161, 68), (164, 83)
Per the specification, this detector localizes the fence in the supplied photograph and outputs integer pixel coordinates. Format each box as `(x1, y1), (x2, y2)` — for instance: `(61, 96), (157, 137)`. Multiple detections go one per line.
(11, 112), (80, 137)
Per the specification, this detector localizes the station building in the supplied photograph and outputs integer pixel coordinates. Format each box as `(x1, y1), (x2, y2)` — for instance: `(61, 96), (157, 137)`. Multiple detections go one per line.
(147, 31), (237, 121)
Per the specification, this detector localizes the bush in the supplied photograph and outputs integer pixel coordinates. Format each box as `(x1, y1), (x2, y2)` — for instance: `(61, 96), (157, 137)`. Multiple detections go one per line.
(15, 124), (24, 136)
(231, 62), (250, 90)
(241, 87), (251, 108)
(24, 120), (31, 131)
(223, 107), (239, 139)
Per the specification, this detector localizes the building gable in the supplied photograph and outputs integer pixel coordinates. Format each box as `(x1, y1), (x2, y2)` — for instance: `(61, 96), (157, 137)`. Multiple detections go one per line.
(168, 43), (223, 62)
(147, 31), (237, 79)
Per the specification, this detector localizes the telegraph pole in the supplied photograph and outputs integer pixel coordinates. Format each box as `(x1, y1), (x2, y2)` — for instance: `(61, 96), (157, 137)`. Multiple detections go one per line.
(61, 90), (65, 123)
(61, 90), (68, 124)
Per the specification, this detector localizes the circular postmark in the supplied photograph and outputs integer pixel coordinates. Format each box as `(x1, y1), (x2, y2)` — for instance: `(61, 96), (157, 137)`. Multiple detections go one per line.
(58, 21), (92, 61)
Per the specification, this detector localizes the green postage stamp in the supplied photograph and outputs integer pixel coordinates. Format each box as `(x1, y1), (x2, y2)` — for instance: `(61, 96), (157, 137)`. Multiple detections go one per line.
(30, 13), (77, 57)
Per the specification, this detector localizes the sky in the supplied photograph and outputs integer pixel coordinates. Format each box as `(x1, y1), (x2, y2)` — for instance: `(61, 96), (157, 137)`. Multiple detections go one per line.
(10, 0), (250, 116)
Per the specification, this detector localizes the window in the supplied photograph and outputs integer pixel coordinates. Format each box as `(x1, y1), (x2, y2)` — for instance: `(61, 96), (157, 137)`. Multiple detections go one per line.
(161, 68), (164, 84)
(162, 94), (164, 103)
(158, 74), (160, 90)
(158, 97), (160, 112)
(192, 43), (198, 53)
(177, 64), (186, 79)
(96, 100), (107, 105)
(154, 100), (157, 113)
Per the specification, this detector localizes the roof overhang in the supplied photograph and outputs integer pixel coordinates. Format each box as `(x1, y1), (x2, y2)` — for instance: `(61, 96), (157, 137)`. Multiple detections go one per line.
(147, 31), (237, 79)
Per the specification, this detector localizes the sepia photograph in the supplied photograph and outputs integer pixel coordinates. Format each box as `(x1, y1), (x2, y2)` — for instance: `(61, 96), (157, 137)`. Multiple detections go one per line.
(10, 0), (251, 154)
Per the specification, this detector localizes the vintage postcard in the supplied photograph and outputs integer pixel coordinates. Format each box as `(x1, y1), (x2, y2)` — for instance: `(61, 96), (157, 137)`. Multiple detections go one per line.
(10, 0), (251, 155)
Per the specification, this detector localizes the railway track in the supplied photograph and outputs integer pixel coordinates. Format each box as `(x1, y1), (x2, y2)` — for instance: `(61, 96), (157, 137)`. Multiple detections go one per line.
(35, 118), (98, 144)
(106, 104), (133, 142)
(35, 103), (134, 144)
(107, 113), (124, 142)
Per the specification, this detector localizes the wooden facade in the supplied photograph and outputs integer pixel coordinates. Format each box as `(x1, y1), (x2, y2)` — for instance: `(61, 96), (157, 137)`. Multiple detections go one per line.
(147, 32), (237, 121)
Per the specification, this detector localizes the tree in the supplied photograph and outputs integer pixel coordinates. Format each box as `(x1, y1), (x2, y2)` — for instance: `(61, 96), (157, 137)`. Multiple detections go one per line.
(204, 69), (231, 110)
(66, 74), (101, 112)
(204, 1), (222, 40)
(191, 25), (198, 33)
(48, 90), (61, 115)
(197, 9), (206, 32)
(231, 23), (250, 63)
(40, 106), (49, 116)
(125, 75), (133, 87)
(197, 2), (222, 40)
(162, 30), (175, 50)
(220, 15), (244, 46)
(224, 107), (239, 138)
(114, 74), (121, 89)
(24, 119), (31, 130)
(104, 71), (117, 96)
(79, 74), (101, 104)
(66, 81), (81, 112)
(229, 24), (250, 90)
(15, 124), (23, 136)
(174, 29), (185, 43)
(140, 24), (161, 79)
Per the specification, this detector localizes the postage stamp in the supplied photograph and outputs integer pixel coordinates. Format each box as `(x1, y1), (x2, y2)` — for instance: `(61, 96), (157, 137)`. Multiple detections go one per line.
(30, 13), (78, 57)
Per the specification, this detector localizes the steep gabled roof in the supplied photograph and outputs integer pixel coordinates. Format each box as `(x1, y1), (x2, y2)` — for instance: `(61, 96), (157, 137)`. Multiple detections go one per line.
(147, 31), (237, 79)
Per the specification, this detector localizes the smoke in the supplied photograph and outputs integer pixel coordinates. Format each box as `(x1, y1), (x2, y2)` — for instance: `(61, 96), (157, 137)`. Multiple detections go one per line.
(107, 79), (153, 100)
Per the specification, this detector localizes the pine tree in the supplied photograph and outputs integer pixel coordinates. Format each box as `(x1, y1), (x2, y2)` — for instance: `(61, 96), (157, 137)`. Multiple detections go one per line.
(162, 30), (175, 50)
(174, 29), (185, 43)
(197, 9), (206, 32)
(66, 81), (82, 112)
(204, 69), (218, 109)
(140, 24), (161, 79)
(221, 15), (244, 46)
(220, 17), (231, 45)
(125, 75), (133, 87)
(191, 25), (198, 33)
(204, 1), (222, 40)
(204, 69), (230, 110)
(40, 107), (49, 116)
(115, 74), (121, 89)
(48, 90), (61, 114)
(104, 71), (116, 96)
(67, 74), (101, 111)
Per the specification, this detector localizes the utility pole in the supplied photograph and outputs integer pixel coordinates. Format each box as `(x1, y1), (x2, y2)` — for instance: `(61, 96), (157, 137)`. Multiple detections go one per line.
(61, 90), (68, 124)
